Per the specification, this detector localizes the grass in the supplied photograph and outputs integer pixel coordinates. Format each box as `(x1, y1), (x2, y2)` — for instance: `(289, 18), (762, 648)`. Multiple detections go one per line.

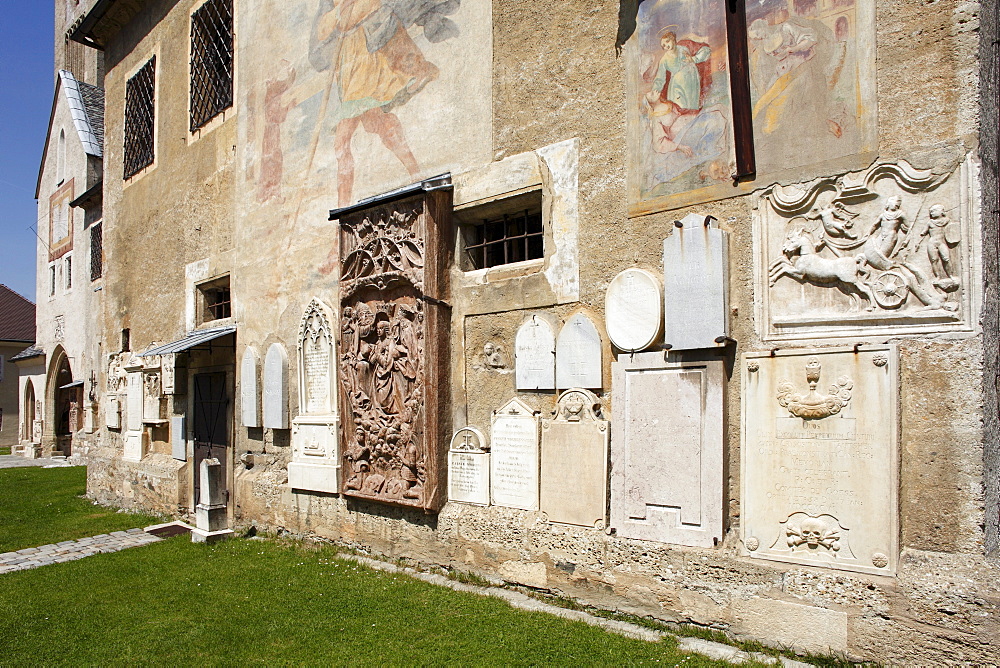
(0, 445), (11, 455)
(0, 537), (741, 666)
(0, 466), (161, 553)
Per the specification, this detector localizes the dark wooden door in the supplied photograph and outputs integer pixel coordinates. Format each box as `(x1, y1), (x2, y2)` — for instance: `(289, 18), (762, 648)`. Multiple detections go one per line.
(192, 372), (229, 504)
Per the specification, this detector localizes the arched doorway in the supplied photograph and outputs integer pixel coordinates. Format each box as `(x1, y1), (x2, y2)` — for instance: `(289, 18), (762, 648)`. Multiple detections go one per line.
(23, 380), (35, 442)
(50, 353), (80, 456)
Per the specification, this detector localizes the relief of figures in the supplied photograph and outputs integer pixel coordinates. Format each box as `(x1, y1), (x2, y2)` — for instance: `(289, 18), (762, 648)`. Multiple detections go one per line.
(339, 200), (433, 507)
(755, 159), (975, 340)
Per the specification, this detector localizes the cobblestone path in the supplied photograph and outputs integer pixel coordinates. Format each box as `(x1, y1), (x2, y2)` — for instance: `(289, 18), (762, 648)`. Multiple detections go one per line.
(0, 529), (161, 574)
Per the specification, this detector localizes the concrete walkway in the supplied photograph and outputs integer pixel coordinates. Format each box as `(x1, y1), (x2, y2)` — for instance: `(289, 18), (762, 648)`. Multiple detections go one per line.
(0, 454), (75, 469)
(0, 529), (161, 575)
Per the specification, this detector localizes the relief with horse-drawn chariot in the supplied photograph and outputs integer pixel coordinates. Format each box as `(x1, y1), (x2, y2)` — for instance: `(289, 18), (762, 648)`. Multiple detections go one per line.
(752, 157), (980, 341)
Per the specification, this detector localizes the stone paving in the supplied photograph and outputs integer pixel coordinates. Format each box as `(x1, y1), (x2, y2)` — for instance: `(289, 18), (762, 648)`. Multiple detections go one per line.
(0, 454), (76, 469)
(0, 529), (161, 574)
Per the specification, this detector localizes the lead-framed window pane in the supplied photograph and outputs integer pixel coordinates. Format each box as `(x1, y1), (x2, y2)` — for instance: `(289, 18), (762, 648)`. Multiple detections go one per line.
(190, 0), (234, 132)
(90, 222), (103, 281)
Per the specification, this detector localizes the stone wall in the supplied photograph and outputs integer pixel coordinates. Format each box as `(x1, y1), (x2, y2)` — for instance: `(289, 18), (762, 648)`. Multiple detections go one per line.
(84, 0), (1000, 663)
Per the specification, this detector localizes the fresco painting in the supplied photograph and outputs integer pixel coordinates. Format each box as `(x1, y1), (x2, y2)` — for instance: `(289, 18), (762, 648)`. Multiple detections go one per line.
(627, 0), (875, 215)
(627, 0), (735, 213)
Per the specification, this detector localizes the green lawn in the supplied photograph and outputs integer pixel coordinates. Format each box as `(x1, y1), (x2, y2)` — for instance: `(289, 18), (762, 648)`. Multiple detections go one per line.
(0, 537), (737, 666)
(0, 445), (11, 455)
(0, 467), (740, 667)
(0, 466), (161, 553)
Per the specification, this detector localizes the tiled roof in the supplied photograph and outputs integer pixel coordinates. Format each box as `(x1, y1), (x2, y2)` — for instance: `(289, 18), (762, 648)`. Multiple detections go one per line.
(0, 285), (35, 342)
(10, 346), (43, 362)
(59, 70), (104, 158)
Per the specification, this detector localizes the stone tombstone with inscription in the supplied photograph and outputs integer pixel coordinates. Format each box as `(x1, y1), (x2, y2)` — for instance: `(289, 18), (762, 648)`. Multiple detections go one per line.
(611, 353), (724, 547)
(663, 214), (729, 350)
(555, 314), (602, 390)
(289, 300), (340, 494)
(106, 395), (121, 430)
(337, 188), (451, 512)
(754, 159), (979, 341)
(515, 316), (556, 391)
(126, 369), (143, 432)
(605, 268), (663, 352)
(448, 426), (490, 506)
(263, 343), (289, 430)
(490, 398), (540, 511)
(742, 346), (899, 575)
(240, 347), (260, 428)
(540, 388), (609, 527)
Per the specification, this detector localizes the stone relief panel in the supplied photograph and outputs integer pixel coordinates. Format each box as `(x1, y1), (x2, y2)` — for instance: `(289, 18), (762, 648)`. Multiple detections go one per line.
(338, 194), (449, 512)
(754, 158), (979, 340)
(448, 426), (490, 506)
(742, 346), (899, 575)
(610, 354), (724, 548)
(540, 388), (609, 528)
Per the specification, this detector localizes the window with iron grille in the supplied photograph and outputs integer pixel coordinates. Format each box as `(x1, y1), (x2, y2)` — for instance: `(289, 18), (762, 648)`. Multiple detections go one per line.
(457, 191), (545, 271)
(124, 57), (156, 179)
(198, 275), (232, 323)
(90, 222), (103, 281)
(190, 0), (234, 132)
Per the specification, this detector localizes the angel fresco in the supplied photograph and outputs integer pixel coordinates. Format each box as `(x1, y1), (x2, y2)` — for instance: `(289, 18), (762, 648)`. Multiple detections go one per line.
(308, 0), (460, 206)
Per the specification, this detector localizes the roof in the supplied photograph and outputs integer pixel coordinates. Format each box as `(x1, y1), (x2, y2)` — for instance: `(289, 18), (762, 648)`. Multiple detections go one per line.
(69, 0), (146, 50)
(10, 346), (44, 362)
(35, 70), (105, 198)
(0, 286), (35, 343)
(139, 326), (237, 357)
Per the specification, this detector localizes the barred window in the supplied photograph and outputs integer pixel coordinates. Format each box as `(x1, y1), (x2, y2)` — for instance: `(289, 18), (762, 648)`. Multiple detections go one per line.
(190, 0), (234, 132)
(124, 57), (156, 179)
(198, 275), (232, 323)
(457, 192), (545, 271)
(90, 222), (103, 281)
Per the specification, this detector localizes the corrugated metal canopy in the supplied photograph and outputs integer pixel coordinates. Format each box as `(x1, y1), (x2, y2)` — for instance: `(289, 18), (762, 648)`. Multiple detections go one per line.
(59, 380), (84, 389)
(139, 326), (236, 357)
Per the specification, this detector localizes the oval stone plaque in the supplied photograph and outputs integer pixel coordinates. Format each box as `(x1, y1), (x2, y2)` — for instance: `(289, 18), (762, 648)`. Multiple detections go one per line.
(605, 268), (662, 352)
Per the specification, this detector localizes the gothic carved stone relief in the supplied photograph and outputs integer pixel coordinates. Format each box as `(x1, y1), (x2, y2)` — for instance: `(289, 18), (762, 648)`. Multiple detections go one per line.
(338, 194), (450, 512)
(754, 157), (979, 340)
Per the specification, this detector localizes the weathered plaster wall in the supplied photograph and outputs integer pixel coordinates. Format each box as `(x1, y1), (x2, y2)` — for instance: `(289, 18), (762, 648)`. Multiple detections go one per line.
(0, 343), (28, 446)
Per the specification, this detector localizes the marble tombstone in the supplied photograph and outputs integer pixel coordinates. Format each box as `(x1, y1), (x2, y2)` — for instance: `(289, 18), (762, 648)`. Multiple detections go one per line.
(515, 316), (556, 390)
(741, 346), (899, 575)
(540, 388), (609, 527)
(663, 213), (729, 350)
(263, 343), (289, 430)
(240, 347), (260, 428)
(448, 426), (490, 506)
(605, 268), (663, 352)
(555, 314), (602, 390)
(491, 397), (541, 511)
(611, 354), (725, 548)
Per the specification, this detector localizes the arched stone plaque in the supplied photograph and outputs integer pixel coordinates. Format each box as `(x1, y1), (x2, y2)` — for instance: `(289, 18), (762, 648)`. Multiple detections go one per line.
(240, 347), (260, 428)
(555, 313), (602, 390)
(515, 316), (555, 390)
(448, 426), (490, 506)
(263, 343), (289, 430)
(605, 269), (662, 352)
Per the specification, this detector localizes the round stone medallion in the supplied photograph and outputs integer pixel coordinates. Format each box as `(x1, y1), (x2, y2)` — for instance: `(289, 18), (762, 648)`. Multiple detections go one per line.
(605, 268), (663, 353)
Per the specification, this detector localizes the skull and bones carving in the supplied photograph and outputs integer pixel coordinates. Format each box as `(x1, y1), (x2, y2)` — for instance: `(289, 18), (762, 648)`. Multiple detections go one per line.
(786, 517), (841, 552)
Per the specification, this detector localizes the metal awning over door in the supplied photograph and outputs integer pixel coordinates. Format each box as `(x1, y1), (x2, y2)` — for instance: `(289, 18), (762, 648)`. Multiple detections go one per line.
(139, 326), (236, 357)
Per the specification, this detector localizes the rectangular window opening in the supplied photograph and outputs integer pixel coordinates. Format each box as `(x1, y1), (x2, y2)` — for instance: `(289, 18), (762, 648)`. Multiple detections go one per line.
(190, 0), (234, 132)
(198, 275), (232, 323)
(124, 57), (156, 179)
(456, 191), (544, 271)
(65, 256), (72, 290)
(90, 223), (103, 281)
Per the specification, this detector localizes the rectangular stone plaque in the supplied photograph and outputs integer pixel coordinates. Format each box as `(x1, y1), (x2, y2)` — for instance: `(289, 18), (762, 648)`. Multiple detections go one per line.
(663, 213), (729, 350)
(611, 354), (724, 547)
(171, 416), (186, 461)
(540, 389), (609, 527)
(126, 372), (143, 432)
(448, 426), (490, 506)
(106, 395), (121, 430)
(289, 416), (340, 494)
(491, 398), (540, 511)
(741, 346), (898, 575)
(123, 431), (147, 463)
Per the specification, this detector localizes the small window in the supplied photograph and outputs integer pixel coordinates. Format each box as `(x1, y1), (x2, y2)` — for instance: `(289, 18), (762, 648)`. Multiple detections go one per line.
(121, 328), (131, 352)
(65, 255), (72, 290)
(198, 275), (232, 323)
(49, 264), (57, 297)
(90, 223), (103, 281)
(456, 191), (544, 271)
(189, 0), (234, 132)
(124, 57), (156, 179)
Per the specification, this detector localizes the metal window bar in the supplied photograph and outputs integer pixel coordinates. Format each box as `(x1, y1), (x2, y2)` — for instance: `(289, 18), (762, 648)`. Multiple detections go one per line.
(189, 0), (234, 132)
(123, 57), (156, 179)
(465, 210), (543, 270)
(207, 287), (231, 320)
(90, 223), (103, 281)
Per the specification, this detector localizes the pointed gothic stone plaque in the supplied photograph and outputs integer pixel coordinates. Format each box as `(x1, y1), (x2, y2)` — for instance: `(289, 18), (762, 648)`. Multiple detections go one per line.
(741, 346), (899, 575)
(555, 314), (602, 390)
(540, 388), (609, 527)
(337, 191), (451, 512)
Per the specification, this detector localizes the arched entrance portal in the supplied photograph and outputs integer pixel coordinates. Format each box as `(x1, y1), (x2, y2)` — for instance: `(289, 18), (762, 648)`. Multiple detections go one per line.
(52, 355), (80, 456)
(22, 380), (35, 442)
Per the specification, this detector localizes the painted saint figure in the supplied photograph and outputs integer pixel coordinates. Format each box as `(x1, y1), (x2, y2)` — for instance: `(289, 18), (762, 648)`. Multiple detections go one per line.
(649, 31), (711, 112)
(257, 63), (297, 204)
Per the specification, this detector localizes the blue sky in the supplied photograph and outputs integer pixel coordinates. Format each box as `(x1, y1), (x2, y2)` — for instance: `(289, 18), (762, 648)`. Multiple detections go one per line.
(0, 4), (54, 303)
